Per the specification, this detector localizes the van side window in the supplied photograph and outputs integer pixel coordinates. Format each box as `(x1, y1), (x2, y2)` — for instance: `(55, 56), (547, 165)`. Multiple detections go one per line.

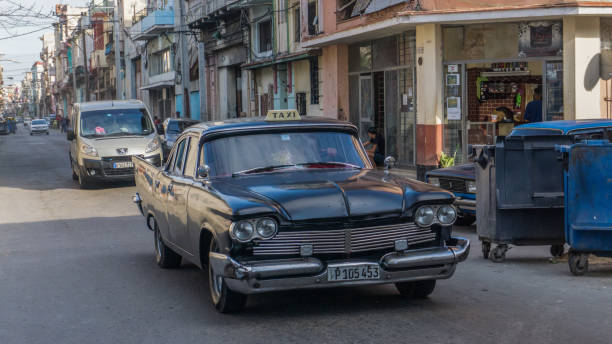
(173, 138), (188, 175)
(183, 136), (199, 178)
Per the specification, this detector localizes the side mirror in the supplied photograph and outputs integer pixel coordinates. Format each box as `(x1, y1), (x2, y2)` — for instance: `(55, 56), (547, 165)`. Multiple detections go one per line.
(384, 156), (396, 170)
(66, 129), (75, 141)
(196, 165), (211, 180)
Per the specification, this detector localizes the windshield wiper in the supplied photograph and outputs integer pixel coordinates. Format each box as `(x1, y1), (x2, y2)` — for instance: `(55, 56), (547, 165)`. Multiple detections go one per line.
(232, 164), (297, 177)
(100, 132), (146, 138)
(296, 162), (362, 169)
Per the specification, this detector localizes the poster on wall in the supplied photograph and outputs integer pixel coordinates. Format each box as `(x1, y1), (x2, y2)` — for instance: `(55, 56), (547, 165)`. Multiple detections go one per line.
(446, 73), (460, 86)
(518, 21), (562, 57)
(447, 97), (461, 120)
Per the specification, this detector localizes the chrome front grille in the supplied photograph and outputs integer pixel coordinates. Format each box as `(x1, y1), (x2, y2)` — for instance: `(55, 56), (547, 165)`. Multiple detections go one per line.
(252, 223), (437, 256)
(439, 178), (467, 193)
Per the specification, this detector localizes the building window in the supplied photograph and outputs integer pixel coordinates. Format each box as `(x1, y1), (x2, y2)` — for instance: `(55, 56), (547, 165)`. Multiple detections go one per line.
(308, 1), (317, 36)
(309, 57), (319, 104)
(149, 49), (171, 76)
(294, 8), (301, 42)
(336, 0), (356, 21)
(258, 19), (272, 53)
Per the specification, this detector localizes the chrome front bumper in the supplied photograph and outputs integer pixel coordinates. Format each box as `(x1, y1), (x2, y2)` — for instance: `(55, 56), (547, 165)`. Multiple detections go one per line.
(455, 198), (476, 212)
(210, 237), (470, 294)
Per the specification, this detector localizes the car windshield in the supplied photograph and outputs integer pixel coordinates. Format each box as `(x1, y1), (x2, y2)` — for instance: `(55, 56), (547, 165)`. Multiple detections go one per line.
(80, 108), (154, 138)
(205, 131), (368, 177)
(32, 120), (46, 125)
(167, 120), (198, 133)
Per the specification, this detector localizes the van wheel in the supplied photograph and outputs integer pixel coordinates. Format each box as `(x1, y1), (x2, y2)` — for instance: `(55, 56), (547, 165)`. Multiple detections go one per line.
(77, 169), (91, 189)
(208, 239), (247, 313)
(154, 222), (182, 269)
(70, 160), (78, 180)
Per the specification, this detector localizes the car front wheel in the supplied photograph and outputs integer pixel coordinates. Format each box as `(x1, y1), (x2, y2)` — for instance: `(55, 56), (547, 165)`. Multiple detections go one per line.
(455, 214), (476, 226)
(208, 239), (247, 313)
(395, 280), (437, 299)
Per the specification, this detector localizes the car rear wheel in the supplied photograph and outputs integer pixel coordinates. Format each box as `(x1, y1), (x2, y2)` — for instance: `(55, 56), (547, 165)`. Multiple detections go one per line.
(455, 214), (476, 226)
(154, 221), (182, 269)
(208, 239), (247, 313)
(395, 280), (437, 299)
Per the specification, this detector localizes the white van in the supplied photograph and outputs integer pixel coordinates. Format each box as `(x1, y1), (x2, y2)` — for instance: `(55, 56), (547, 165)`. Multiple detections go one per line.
(67, 100), (163, 188)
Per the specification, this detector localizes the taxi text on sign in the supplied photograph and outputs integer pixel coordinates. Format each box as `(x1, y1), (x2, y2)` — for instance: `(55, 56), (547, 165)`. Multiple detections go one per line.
(265, 109), (301, 121)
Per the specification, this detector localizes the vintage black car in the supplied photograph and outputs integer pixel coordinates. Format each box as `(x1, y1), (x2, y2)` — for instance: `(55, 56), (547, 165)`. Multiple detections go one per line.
(160, 118), (201, 158)
(426, 164), (476, 226)
(132, 112), (470, 313)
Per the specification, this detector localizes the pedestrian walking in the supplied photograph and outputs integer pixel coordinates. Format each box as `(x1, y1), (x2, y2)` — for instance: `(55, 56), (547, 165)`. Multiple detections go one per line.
(61, 118), (67, 133)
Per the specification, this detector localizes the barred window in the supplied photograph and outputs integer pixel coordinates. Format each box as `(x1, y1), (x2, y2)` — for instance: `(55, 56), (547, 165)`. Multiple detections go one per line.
(309, 57), (319, 104)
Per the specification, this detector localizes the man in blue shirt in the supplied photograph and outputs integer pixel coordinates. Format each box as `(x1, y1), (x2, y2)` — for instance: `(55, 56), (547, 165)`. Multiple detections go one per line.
(524, 87), (543, 122)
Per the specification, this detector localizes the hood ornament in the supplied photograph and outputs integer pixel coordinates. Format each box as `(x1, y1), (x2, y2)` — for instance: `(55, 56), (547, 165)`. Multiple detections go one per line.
(117, 148), (128, 155)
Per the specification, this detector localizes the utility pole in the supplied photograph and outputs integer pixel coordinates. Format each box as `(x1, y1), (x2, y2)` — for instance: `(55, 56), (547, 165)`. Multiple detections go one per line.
(113, 0), (124, 100)
(82, 13), (90, 102)
(178, 0), (190, 118)
(71, 36), (78, 104)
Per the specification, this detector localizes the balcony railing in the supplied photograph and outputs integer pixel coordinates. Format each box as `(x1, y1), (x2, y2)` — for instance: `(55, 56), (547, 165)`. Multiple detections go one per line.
(130, 7), (175, 41)
(206, 0), (240, 15)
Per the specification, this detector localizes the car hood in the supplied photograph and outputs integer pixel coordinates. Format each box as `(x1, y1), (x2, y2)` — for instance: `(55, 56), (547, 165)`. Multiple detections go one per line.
(426, 163), (475, 180)
(82, 134), (156, 157)
(209, 169), (454, 221)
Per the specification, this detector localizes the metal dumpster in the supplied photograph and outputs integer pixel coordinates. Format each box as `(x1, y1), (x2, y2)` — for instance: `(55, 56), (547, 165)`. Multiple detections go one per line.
(475, 135), (571, 262)
(559, 140), (612, 275)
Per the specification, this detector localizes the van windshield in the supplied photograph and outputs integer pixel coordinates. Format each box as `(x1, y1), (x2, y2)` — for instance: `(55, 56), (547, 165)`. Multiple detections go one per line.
(80, 109), (154, 138)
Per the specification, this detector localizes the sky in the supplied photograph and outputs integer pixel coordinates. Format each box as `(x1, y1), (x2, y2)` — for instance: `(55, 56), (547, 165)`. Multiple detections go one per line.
(0, 0), (89, 87)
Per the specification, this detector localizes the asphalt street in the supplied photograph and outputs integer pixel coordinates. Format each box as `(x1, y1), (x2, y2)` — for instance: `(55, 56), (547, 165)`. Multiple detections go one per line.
(1, 127), (611, 344)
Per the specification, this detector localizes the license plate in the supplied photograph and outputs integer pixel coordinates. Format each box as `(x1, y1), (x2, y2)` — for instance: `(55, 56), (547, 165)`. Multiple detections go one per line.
(327, 263), (380, 282)
(113, 162), (133, 169)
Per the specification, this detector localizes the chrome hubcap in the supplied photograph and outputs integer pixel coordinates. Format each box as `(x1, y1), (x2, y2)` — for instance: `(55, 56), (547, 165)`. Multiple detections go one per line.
(209, 241), (222, 302)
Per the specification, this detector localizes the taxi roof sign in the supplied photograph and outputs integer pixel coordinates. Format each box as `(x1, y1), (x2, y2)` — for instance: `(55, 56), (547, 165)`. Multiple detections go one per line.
(265, 109), (301, 121)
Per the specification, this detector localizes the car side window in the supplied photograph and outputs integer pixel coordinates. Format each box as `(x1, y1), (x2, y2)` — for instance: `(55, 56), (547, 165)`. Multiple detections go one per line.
(607, 128), (612, 142)
(173, 138), (188, 175)
(183, 136), (199, 178)
(573, 129), (605, 142)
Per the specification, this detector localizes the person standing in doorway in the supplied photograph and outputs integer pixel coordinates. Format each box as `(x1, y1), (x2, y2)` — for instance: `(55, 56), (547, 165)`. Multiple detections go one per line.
(524, 86), (543, 122)
(364, 127), (385, 167)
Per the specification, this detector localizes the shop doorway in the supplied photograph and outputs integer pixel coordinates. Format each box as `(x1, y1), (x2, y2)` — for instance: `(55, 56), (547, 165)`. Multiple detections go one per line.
(443, 60), (561, 163)
(358, 75), (374, 140)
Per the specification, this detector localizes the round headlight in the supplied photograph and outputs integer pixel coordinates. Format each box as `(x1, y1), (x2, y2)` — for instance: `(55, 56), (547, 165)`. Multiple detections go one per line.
(256, 218), (278, 239)
(232, 221), (254, 242)
(437, 205), (457, 225)
(415, 206), (435, 227)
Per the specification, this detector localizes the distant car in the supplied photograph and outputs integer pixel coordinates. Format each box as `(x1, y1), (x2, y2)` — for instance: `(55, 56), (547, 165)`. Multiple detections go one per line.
(425, 119), (612, 227)
(0, 120), (9, 135)
(426, 164), (476, 226)
(30, 119), (49, 135)
(161, 118), (201, 157)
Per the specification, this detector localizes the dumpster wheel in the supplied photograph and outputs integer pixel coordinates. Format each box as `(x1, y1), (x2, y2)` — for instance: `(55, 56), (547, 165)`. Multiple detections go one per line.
(550, 244), (565, 258)
(482, 241), (491, 259)
(568, 250), (589, 276)
(490, 245), (508, 263)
